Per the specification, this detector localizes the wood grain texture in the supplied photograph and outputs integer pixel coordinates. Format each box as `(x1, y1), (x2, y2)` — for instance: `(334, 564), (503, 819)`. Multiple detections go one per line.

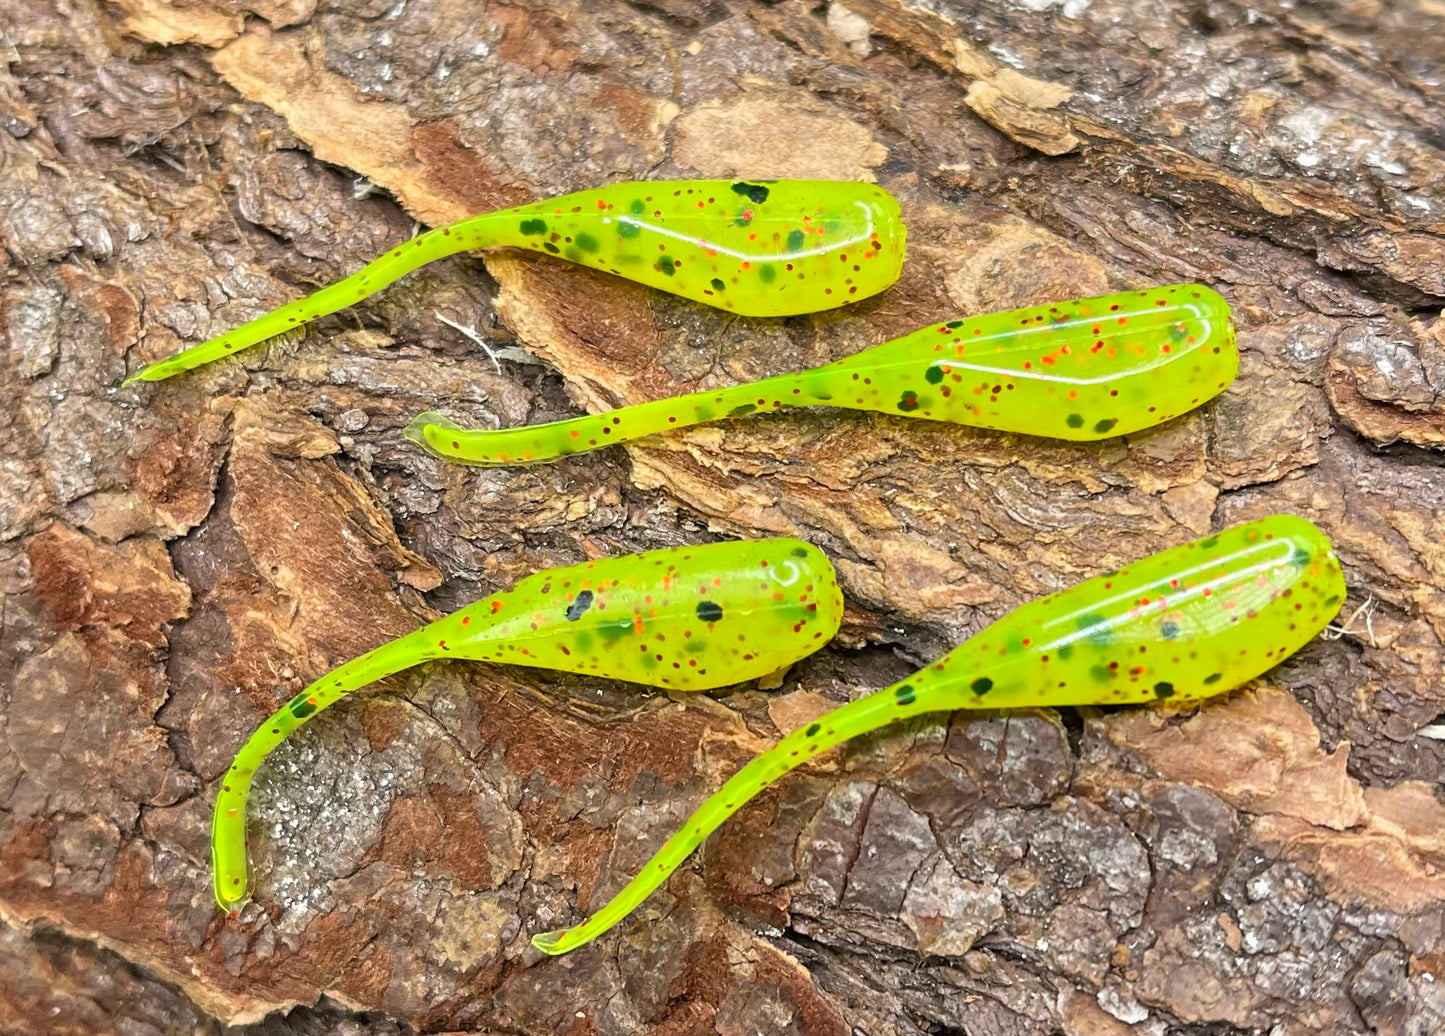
(1, 1), (1441, 1033)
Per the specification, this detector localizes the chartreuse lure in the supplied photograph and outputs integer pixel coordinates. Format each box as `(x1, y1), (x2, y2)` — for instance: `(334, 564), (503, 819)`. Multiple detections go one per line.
(407, 284), (1237, 464)
(212, 538), (844, 914)
(125, 180), (905, 384)
(531, 514), (1345, 954)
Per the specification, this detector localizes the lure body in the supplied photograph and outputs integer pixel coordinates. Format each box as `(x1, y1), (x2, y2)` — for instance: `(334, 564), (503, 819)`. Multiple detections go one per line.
(531, 515), (1345, 954)
(211, 538), (844, 912)
(407, 284), (1237, 464)
(125, 180), (905, 384)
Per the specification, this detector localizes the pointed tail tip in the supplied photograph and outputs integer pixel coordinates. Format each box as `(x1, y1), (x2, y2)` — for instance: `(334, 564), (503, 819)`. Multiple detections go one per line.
(530, 929), (570, 956)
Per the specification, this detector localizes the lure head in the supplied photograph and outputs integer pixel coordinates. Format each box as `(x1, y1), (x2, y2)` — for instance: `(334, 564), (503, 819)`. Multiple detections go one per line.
(934, 515), (1345, 710)
(447, 537), (844, 690)
(843, 282), (1238, 441)
(510, 179), (905, 317)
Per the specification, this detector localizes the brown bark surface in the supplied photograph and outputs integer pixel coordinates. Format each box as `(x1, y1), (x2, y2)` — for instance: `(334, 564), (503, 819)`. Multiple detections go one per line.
(2, 1), (1443, 1033)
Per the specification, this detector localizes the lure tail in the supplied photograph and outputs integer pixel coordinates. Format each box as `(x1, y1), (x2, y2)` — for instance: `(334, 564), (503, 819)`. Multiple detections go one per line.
(210, 625), (436, 912)
(126, 214), (516, 385)
(404, 371), (828, 465)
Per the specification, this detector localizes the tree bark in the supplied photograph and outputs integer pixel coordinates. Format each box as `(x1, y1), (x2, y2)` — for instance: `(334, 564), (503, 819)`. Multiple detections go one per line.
(1, 1), (1442, 1034)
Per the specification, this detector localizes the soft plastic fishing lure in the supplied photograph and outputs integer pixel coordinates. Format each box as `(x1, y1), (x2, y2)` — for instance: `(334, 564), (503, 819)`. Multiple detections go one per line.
(407, 283), (1237, 464)
(531, 514), (1345, 954)
(211, 537), (844, 913)
(125, 180), (905, 384)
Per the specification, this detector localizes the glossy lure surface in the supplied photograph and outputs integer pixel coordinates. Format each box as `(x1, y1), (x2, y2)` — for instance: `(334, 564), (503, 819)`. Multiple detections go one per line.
(407, 284), (1237, 464)
(124, 180), (906, 384)
(211, 538), (844, 913)
(531, 514), (1345, 954)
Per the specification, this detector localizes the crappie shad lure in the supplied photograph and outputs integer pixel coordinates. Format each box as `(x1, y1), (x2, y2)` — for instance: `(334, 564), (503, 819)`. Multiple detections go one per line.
(531, 515), (1344, 954)
(126, 180), (905, 383)
(407, 284), (1238, 465)
(211, 537), (844, 913)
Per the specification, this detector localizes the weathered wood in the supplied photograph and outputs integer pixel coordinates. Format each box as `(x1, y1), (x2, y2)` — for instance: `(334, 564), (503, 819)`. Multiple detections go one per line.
(1, 1), (1442, 1033)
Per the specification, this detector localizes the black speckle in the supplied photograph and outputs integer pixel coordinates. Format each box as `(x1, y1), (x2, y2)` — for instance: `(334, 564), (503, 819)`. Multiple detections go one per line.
(565, 590), (594, 621)
(925, 365), (945, 384)
(1066, 413), (1084, 429)
(945, 320), (964, 329)
(805, 723), (820, 737)
(1153, 681), (1175, 699)
(1093, 417), (1118, 434)
(696, 600), (724, 623)
(895, 684), (916, 706)
(1203, 672), (1222, 684)
(1160, 621), (1180, 640)
(731, 181), (770, 204)
(543, 241), (560, 254)
(970, 677), (993, 695)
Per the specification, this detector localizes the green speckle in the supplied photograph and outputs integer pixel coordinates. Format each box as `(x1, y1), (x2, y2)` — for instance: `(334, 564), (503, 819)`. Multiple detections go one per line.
(945, 320), (963, 329)
(786, 229), (805, 251)
(575, 631), (593, 652)
(1200, 536), (1219, 549)
(616, 221), (641, 238)
(791, 547), (809, 558)
(895, 684), (916, 706)
(1090, 664), (1115, 682)
(729, 403), (757, 417)
(710, 277), (726, 292)
(758, 264), (776, 283)
(805, 723), (820, 737)
(1094, 418), (1118, 434)
(1076, 612), (1113, 646)
(1066, 413), (1084, 429)
(925, 365), (945, 385)
(1057, 644), (1074, 661)
(970, 677), (993, 695)
(657, 256), (676, 276)
(898, 390), (920, 412)
(598, 618), (635, 642)
(519, 218), (546, 235)
(731, 181), (770, 204)
(1161, 621), (1180, 640)
(290, 698), (316, 719)
(630, 199), (645, 214)
(684, 639), (708, 654)
(1324, 594), (1341, 608)
(1203, 672), (1222, 684)
(575, 232), (600, 253)
(543, 242), (560, 254)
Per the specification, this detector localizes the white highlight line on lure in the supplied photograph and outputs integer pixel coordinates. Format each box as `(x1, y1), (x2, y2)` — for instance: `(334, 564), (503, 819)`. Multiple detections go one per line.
(605, 201), (878, 263)
(932, 303), (1214, 387)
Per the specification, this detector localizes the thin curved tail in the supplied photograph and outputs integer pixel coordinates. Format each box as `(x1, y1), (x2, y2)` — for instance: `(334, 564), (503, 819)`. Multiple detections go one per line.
(126, 214), (508, 385)
(404, 371), (824, 465)
(210, 626), (433, 912)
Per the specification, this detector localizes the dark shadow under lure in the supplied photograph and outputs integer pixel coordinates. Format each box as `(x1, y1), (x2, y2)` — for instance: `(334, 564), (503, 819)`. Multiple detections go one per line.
(530, 515), (1345, 954)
